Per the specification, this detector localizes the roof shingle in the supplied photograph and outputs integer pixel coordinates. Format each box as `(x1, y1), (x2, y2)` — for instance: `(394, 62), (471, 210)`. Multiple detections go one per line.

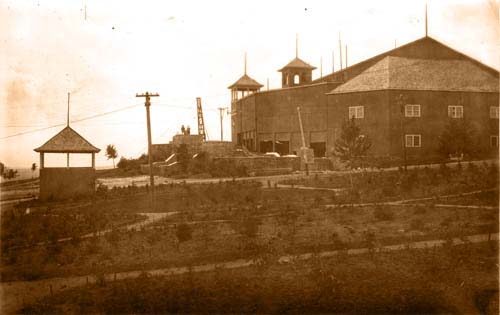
(279, 57), (316, 71)
(329, 56), (499, 94)
(34, 126), (100, 153)
(228, 74), (263, 89)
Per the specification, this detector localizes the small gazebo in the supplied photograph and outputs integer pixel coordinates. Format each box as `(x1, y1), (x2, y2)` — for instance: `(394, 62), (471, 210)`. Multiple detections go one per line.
(34, 126), (100, 201)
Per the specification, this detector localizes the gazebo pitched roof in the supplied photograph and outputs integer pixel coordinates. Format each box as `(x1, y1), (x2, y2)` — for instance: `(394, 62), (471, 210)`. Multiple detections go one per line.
(34, 126), (100, 153)
(228, 74), (263, 90)
(278, 57), (316, 72)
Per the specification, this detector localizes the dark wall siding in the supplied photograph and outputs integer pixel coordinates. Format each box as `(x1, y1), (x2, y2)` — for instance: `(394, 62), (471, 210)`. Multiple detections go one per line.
(387, 90), (499, 158)
(40, 167), (95, 201)
(232, 83), (337, 155)
(327, 90), (391, 156)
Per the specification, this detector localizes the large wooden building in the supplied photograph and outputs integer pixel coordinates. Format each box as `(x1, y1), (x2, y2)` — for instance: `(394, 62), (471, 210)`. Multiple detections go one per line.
(229, 36), (499, 160)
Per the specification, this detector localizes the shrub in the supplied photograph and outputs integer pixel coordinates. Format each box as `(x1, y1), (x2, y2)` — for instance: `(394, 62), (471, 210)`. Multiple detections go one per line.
(175, 223), (193, 245)
(373, 206), (394, 221)
(413, 205), (427, 215)
(410, 219), (425, 231)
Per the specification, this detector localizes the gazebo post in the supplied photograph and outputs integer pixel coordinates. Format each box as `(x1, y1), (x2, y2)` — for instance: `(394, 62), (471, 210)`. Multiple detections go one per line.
(91, 153), (95, 169)
(40, 152), (44, 169)
(66, 153), (70, 168)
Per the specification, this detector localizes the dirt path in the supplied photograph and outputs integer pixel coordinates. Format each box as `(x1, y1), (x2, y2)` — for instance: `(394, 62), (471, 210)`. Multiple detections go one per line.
(324, 188), (498, 209)
(275, 184), (346, 193)
(1, 232), (497, 314)
(54, 212), (178, 244)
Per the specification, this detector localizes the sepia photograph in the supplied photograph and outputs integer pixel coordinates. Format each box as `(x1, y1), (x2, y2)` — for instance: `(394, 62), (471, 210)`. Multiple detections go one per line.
(0, 0), (499, 314)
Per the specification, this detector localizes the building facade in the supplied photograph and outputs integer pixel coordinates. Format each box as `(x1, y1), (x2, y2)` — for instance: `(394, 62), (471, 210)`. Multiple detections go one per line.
(230, 36), (499, 160)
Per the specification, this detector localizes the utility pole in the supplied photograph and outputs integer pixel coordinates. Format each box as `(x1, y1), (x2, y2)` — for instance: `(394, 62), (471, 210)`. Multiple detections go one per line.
(397, 94), (408, 172)
(136, 92), (159, 209)
(217, 107), (227, 141)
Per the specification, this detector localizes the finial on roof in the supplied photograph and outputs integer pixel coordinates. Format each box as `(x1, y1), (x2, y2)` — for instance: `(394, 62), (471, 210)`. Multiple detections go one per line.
(244, 52), (247, 75)
(67, 92), (70, 127)
(332, 50), (335, 73)
(425, 3), (428, 37)
(320, 56), (323, 78)
(296, 33), (298, 58)
(339, 32), (343, 70)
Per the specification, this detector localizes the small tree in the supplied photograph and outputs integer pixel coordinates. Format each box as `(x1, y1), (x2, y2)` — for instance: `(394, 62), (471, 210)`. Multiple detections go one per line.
(31, 163), (37, 179)
(437, 118), (478, 160)
(105, 145), (118, 168)
(2, 168), (18, 180)
(175, 223), (193, 251)
(333, 118), (372, 189)
(0, 162), (4, 177)
(333, 118), (372, 168)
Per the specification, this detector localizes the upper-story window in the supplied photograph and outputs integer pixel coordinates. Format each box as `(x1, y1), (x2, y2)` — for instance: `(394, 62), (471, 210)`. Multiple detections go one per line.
(348, 106), (364, 119)
(490, 106), (499, 119)
(448, 105), (463, 118)
(405, 104), (421, 117)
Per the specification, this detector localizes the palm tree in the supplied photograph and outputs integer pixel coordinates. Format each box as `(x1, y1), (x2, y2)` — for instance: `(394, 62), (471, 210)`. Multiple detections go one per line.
(31, 163), (37, 179)
(106, 145), (118, 168)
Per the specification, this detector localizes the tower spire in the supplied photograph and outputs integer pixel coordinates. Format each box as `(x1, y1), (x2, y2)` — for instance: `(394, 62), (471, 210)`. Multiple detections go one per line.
(339, 32), (343, 70)
(320, 56), (323, 78)
(425, 3), (428, 37)
(244, 52), (247, 75)
(295, 33), (298, 58)
(332, 50), (335, 73)
(67, 92), (70, 127)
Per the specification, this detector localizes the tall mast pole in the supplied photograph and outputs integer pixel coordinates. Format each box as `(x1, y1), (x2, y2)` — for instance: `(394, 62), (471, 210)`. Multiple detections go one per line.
(67, 92), (70, 127)
(67, 92), (70, 167)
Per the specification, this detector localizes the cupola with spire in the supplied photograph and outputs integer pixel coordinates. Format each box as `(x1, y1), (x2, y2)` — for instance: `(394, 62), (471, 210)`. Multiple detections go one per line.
(228, 53), (263, 103)
(278, 35), (316, 88)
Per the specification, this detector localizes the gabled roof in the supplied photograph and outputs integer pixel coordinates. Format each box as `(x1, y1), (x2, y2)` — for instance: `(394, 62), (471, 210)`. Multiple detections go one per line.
(314, 36), (498, 85)
(228, 74), (263, 90)
(34, 126), (100, 153)
(278, 57), (316, 72)
(329, 56), (499, 94)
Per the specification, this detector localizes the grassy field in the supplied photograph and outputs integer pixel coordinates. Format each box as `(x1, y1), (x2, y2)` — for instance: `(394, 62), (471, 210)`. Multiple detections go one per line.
(22, 242), (498, 314)
(1, 164), (498, 283)
(280, 161), (498, 203)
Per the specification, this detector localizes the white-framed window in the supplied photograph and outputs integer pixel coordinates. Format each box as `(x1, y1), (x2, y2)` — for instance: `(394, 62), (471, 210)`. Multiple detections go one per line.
(348, 106), (364, 119)
(405, 104), (421, 117)
(405, 134), (421, 148)
(448, 105), (463, 118)
(490, 135), (499, 147)
(490, 106), (499, 119)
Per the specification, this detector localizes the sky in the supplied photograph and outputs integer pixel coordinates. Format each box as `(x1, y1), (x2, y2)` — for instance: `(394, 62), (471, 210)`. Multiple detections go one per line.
(1, 0), (498, 168)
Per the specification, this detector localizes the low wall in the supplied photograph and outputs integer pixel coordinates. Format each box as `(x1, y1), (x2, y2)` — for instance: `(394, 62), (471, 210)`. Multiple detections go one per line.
(214, 156), (301, 173)
(40, 167), (96, 201)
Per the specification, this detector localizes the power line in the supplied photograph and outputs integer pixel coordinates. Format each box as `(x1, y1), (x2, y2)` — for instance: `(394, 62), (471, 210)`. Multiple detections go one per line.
(0, 103), (141, 140)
